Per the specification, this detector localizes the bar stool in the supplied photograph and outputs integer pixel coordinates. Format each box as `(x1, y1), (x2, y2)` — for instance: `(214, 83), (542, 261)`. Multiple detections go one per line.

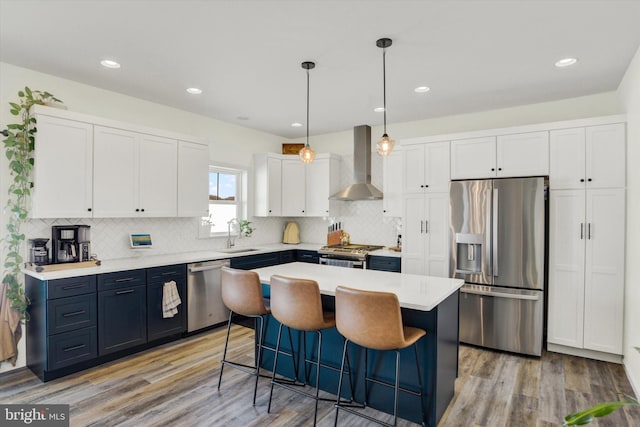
(217, 267), (298, 405)
(267, 274), (352, 426)
(333, 285), (426, 427)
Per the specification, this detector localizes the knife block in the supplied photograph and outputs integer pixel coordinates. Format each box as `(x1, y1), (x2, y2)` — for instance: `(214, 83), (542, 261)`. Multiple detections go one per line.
(327, 231), (342, 246)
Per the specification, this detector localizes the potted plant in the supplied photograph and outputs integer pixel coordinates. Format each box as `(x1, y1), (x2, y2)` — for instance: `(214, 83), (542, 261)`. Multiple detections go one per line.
(2, 87), (62, 319)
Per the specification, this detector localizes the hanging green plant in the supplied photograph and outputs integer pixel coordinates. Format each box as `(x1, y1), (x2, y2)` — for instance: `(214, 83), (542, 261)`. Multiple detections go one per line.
(2, 87), (62, 319)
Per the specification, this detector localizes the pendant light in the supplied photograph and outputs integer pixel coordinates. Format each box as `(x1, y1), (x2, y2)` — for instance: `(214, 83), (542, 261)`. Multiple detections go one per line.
(299, 61), (316, 163)
(376, 38), (395, 156)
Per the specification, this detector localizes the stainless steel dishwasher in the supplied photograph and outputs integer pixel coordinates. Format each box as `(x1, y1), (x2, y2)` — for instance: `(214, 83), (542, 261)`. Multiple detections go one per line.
(187, 259), (231, 332)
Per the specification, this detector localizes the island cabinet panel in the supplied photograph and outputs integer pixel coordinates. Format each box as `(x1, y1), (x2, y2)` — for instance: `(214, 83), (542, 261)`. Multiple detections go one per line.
(97, 269), (147, 356)
(229, 252), (282, 270)
(367, 255), (401, 272)
(147, 265), (187, 342)
(295, 250), (319, 264)
(26, 274), (99, 381)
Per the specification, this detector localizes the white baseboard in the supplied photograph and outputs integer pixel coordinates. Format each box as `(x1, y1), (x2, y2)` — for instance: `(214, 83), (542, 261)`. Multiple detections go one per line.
(547, 343), (623, 364)
(624, 363), (640, 398)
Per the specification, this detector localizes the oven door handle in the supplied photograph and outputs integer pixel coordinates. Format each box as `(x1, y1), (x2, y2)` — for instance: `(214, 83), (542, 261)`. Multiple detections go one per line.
(461, 287), (540, 301)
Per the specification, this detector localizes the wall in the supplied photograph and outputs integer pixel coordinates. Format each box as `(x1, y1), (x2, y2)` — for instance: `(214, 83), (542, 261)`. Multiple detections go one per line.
(618, 45), (640, 395)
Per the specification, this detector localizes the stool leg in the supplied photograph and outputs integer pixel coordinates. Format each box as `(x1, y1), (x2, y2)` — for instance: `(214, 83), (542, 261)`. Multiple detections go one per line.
(364, 348), (369, 406)
(413, 343), (426, 425)
(393, 349), (400, 426)
(333, 338), (350, 427)
(268, 322), (285, 414)
(252, 315), (266, 405)
(287, 327), (300, 383)
(312, 330), (323, 426)
(217, 310), (234, 390)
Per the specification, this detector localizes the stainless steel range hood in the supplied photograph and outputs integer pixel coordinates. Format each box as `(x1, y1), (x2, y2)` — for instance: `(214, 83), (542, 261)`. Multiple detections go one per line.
(330, 125), (383, 201)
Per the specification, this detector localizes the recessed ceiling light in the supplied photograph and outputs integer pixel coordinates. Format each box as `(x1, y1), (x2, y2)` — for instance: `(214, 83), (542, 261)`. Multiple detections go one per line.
(414, 86), (431, 93)
(291, 122), (303, 127)
(100, 59), (120, 69)
(186, 87), (202, 94)
(374, 107), (385, 113)
(555, 57), (578, 68)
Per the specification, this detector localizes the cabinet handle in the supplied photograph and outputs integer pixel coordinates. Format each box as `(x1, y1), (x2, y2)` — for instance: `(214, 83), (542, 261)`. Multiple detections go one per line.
(115, 289), (135, 295)
(588, 223), (592, 240)
(420, 185), (424, 188)
(87, 208), (92, 212)
(580, 178), (585, 183)
(62, 284), (85, 290)
(135, 208), (140, 212)
(491, 168), (495, 171)
(63, 344), (86, 352)
(498, 167), (502, 171)
(425, 220), (429, 234)
(580, 223), (584, 240)
(115, 277), (135, 283)
(425, 184), (429, 188)
(161, 271), (178, 276)
(141, 208), (145, 212)
(420, 220), (424, 234)
(587, 178), (592, 182)
(62, 310), (86, 317)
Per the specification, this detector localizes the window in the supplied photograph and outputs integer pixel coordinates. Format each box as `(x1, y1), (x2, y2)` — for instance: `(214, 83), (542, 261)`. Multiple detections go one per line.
(202, 166), (244, 235)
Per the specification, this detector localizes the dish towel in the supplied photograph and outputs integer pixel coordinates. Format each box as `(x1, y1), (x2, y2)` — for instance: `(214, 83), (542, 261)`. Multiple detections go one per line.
(162, 280), (181, 318)
(0, 282), (23, 366)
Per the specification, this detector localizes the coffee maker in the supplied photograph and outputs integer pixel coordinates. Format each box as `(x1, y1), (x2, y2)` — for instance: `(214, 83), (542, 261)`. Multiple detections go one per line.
(51, 225), (91, 263)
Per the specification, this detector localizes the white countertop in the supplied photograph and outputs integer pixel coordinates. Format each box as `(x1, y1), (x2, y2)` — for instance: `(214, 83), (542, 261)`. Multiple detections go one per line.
(252, 262), (463, 312)
(368, 248), (402, 258)
(23, 243), (323, 281)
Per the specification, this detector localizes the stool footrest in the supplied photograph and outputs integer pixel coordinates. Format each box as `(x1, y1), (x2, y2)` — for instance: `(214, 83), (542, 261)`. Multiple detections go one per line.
(334, 404), (396, 427)
(365, 376), (423, 397)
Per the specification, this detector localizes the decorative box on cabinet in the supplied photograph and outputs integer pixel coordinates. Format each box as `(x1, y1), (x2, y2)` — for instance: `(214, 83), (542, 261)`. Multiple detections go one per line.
(547, 188), (625, 358)
(450, 131), (548, 179)
(31, 114), (94, 218)
(97, 269), (147, 356)
(147, 265), (187, 342)
(26, 275), (98, 381)
(253, 153), (282, 216)
(93, 126), (178, 217)
(178, 141), (209, 217)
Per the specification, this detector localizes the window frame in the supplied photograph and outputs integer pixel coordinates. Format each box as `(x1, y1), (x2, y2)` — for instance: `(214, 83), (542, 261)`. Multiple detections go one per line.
(200, 165), (246, 238)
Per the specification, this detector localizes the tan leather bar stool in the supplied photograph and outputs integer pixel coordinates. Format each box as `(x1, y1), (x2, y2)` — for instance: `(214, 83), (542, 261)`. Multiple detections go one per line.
(218, 267), (298, 405)
(333, 285), (426, 427)
(267, 274), (352, 426)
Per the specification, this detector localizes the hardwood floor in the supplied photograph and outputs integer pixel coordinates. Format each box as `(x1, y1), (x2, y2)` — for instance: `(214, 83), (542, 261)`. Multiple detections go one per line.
(1, 325), (638, 426)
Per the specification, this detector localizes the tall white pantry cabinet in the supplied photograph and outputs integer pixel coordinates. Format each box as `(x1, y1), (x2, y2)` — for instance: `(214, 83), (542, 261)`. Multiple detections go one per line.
(547, 123), (626, 359)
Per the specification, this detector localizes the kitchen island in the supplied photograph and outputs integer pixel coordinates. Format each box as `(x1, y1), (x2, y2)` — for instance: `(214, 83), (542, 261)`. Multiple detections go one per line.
(252, 262), (463, 426)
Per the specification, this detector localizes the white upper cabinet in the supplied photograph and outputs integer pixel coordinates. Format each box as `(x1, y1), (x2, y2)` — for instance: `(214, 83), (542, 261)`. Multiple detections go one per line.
(177, 141), (209, 217)
(450, 137), (496, 179)
(496, 131), (549, 177)
(253, 153), (282, 217)
(383, 149), (403, 217)
(31, 115), (94, 218)
(451, 132), (549, 179)
(306, 154), (340, 217)
(586, 124), (626, 189)
(550, 123), (625, 189)
(93, 126), (177, 217)
(281, 157), (306, 216)
(404, 141), (450, 194)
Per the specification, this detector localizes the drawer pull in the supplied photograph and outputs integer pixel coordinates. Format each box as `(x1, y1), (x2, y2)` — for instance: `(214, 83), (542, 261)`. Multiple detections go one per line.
(115, 277), (135, 283)
(63, 344), (86, 352)
(161, 271), (178, 276)
(62, 284), (85, 290)
(62, 310), (86, 317)
(115, 289), (135, 295)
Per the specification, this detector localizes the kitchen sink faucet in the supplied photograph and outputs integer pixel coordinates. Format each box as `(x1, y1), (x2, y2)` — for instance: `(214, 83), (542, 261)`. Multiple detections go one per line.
(227, 218), (238, 248)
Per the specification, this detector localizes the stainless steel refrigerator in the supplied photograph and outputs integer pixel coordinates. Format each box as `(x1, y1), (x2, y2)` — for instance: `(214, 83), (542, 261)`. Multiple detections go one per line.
(450, 177), (546, 356)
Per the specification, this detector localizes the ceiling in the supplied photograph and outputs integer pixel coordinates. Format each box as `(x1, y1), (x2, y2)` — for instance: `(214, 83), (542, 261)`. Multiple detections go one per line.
(1, 1), (640, 139)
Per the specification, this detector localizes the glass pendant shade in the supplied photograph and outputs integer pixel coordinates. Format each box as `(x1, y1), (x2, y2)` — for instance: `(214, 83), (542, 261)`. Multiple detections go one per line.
(299, 144), (316, 163)
(376, 133), (395, 156)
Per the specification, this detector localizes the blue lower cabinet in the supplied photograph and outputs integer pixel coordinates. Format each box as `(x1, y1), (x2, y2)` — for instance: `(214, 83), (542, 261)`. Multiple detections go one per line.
(367, 255), (401, 273)
(147, 265), (187, 342)
(295, 250), (319, 264)
(230, 252), (282, 270)
(98, 284), (147, 356)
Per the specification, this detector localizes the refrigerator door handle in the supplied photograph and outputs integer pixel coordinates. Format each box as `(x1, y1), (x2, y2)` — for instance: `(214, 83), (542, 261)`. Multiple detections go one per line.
(492, 188), (499, 277)
(461, 287), (540, 301)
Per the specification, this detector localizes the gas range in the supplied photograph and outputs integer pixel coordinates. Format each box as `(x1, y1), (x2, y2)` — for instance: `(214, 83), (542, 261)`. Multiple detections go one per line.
(318, 243), (384, 267)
